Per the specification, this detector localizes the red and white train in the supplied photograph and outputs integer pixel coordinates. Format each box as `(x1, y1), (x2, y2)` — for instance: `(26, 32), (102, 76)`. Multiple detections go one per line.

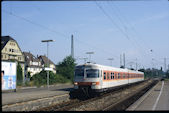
(73, 63), (144, 94)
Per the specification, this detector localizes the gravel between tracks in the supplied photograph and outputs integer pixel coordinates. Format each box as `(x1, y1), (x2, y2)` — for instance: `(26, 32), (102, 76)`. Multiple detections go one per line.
(68, 79), (155, 111)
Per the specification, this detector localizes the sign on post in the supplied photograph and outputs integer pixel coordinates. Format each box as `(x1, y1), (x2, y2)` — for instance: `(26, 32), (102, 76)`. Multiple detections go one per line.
(1, 61), (17, 90)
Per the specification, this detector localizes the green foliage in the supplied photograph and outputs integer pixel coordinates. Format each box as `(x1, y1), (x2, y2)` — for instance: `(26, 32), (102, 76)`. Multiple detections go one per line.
(31, 70), (47, 87)
(56, 55), (76, 82)
(24, 55), (76, 87)
(17, 63), (23, 86)
(138, 68), (164, 79)
(27, 72), (31, 78)
(166, 70), (169, 78)
(30, 70), (71, 87)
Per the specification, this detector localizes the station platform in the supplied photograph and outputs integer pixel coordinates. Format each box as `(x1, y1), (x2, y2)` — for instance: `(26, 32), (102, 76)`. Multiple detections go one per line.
(2, 83), (73, 111)
(127, 79), (169, 111)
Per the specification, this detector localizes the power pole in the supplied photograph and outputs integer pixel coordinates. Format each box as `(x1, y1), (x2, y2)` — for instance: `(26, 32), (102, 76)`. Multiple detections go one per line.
(123, 53), (125, 68)
(41, 40), (55, 90)
(71, 34), (74, 59)
(120, 54), (122, 67)
(164, 58), (166, 72)
(136, 58), (137, 71)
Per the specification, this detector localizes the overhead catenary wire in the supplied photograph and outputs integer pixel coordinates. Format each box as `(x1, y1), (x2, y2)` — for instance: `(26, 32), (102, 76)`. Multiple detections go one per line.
(106, 1), (152, 59)
(110, 2), (161, 59)
(94, 1), (146, 61)
(2, 9), (119, 64)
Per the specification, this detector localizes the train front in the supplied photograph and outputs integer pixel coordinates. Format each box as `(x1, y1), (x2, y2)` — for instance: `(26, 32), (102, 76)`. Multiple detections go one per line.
(73, 63), (101, 97)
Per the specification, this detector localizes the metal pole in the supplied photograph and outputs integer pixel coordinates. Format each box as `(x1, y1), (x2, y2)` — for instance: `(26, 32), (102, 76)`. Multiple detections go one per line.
(123, 53), (125, 68)
(41, 39), (54, 90)
(164, 58), (166, 72)
(47, 42), (49, 90)
(89, 54), (91, 62)
(136, 58), (137, 71)
(71, 35), (74, 59)
(120, 54), (122, 67)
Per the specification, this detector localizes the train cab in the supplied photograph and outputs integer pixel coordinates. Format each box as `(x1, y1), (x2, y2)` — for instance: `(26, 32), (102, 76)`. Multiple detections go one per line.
(73, 63), (103, 94)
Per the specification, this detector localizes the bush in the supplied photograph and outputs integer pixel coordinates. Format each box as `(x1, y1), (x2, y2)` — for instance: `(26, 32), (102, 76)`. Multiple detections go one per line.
(17, 63), (23, 85)
(30, 70), (71, 87)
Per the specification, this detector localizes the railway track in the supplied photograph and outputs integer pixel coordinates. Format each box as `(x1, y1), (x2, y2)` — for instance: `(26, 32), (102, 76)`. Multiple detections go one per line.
(38, 79), (158, 111)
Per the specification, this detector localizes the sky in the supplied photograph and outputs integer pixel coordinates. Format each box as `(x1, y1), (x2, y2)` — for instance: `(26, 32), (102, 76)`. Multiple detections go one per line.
(2, 0), (169, 70)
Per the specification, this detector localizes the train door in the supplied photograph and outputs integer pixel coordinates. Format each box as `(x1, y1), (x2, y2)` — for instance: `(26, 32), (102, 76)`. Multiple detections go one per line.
(99, 69), (103, 89)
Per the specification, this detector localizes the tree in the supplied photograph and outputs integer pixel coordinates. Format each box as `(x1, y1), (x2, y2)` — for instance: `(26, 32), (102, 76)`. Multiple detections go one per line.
(56, 55), (76, 82)
(17, 63), (23, 85)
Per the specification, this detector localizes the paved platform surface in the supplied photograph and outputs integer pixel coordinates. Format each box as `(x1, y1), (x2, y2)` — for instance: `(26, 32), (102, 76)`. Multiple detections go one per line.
(127, 79), (169, 111)
(2, 83), (74, 106)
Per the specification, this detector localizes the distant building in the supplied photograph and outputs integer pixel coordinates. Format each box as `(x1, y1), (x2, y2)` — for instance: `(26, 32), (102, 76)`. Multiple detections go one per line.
(23, 52), (42, 77)
(38, 55), (56, 73)
(1, 36), (25, 82)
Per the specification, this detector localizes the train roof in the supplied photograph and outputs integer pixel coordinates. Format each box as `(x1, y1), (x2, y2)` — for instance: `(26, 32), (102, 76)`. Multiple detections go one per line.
(76, 63), (144, 74)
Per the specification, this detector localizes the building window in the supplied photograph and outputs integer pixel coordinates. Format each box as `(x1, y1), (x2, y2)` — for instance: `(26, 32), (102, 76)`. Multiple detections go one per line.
(1, 55), (3, 59)
(5, 48), (7, 51)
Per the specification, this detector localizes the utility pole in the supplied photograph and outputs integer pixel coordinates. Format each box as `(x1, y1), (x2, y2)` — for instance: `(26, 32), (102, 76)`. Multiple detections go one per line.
(136, 58), (137, 71)
(41, 39), (54, 90)
(123, 53), (125, 68)
(71, 34), (74, 59)
(164, 58), (166, 72)
(120, 54), (122, 67)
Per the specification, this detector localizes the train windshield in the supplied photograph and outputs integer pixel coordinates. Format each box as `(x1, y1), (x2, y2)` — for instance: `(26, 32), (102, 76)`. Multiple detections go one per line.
(86, 69), (99, 78)
(75, 68), (84, 77)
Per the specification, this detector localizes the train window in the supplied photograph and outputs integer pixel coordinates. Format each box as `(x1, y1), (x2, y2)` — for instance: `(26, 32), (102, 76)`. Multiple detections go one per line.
(104, 72), (106, 80)
(112, 73), (114, 79)
(118, 73), (120, 79)
(111, 72), (113, 79)
(123, 73), (125, 78)
(107, 72), (109, 80)
(86, 69), (99, 78)
(75, 69), (84, 77)
(115, 73), (117, 79)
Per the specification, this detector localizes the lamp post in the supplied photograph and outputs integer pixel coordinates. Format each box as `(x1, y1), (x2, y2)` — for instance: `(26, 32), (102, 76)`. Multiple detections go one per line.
(86, 52), (94, 63)
(41, 39), (54, 89)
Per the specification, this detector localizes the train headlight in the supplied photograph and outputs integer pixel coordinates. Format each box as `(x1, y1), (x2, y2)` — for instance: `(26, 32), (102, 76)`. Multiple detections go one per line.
(92, 82), (100, 85)
(74, 82), (78, 85)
